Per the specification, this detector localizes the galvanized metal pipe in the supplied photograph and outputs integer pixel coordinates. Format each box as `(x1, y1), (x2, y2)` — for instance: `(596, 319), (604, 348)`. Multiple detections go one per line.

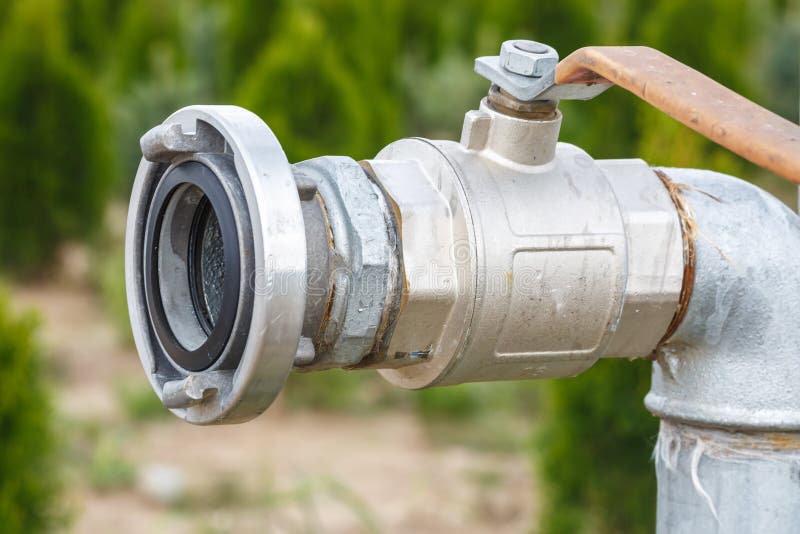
(655, 420), (800, 533)
(646, 168), (800, 533)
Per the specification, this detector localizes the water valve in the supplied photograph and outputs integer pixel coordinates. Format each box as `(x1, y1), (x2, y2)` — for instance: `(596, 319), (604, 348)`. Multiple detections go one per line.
(126, 40), (800, 424)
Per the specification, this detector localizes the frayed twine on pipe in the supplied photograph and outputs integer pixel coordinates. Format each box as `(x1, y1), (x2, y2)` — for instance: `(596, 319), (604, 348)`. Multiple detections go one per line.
(654, 169), (697, 345)
(689, 438), (719, 523)
(654, 421), (719, 523)
(653, 168), (735, 354)
(656, 168), (733, 265)
(655, 421), (800, 525)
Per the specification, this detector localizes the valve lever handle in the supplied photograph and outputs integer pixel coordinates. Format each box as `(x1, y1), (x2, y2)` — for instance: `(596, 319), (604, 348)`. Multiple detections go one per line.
(556, 46), (800, 182)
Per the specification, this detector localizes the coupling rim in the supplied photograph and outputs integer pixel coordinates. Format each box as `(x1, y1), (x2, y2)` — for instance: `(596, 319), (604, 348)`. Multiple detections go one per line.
(126, 105), (306, 424)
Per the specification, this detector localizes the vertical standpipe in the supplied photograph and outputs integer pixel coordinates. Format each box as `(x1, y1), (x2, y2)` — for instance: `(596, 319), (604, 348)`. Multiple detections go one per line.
(646, 168), (800, 534)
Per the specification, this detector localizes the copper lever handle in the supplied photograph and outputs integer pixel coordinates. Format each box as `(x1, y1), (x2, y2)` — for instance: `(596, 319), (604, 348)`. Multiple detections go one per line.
(555, 46), (800, 183)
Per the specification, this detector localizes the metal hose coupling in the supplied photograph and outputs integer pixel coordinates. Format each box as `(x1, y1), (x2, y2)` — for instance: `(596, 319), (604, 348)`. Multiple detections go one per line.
(128, 106), (409, 424)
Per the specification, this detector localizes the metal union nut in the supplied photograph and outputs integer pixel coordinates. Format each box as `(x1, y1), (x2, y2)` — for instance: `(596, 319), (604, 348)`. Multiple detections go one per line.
(499, 40), (558, 78)
(292, 157), (397, 369)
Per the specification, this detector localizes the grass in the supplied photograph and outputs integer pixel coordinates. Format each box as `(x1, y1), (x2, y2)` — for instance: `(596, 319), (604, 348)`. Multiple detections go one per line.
(63, 419), (136, 493)
(93, 239), (132, 345)
(284, 368), (410, 414)
(116, 379), (169, 422)
(259, 476), (380, 534)
(178, 473), (379, 533)
(87, 432), (137, 492)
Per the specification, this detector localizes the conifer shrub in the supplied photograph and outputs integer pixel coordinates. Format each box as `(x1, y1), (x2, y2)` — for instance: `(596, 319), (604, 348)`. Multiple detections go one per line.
(536, 359), (658, 534)
(0, 289), (60, 533)
(0, 0), (112, 273)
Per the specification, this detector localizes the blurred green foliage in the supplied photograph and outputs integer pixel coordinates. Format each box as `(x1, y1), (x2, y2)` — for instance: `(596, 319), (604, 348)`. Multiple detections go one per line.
(94, 241), (132, 343)
(0, 289), (60, 532)
(414, 383), (486, 421)
(116, 380), (170, 422)
(415, 382), (539, 452)
(0, 0), (112, 273)
(88, 432), (137, 492)
(285, 369), (378, 414)
(236, 2), (404, 161)
(537, 359), (657, 534)
(0, 0), (797, 532)
(284, 369), (403, 413)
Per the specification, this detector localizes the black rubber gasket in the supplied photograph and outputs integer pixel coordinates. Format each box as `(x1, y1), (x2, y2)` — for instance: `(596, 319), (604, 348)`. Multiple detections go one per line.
(143, 161), (241, 372)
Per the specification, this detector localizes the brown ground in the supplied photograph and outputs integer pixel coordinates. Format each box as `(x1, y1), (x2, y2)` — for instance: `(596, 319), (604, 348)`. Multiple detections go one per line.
(13, 278), (537, 533)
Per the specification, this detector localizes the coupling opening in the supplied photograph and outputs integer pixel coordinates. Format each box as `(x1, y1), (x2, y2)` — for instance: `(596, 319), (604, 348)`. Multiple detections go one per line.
(189, 195), (225, 334)
(142, 160), (244, 372)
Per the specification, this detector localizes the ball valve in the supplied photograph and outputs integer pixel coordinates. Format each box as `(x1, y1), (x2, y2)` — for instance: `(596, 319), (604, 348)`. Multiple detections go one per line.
(126, 40), (800, 425)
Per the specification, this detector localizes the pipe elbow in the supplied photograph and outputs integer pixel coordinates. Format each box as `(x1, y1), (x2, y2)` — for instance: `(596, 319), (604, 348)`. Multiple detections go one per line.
(645, 168), (800, 430)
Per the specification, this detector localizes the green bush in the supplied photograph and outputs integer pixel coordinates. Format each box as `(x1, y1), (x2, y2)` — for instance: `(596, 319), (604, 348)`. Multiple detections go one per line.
(220, 0), (288, 95)
(414, 384), (484, 421)
(414, 382), (539, 452)
(536, 359), (658, 534)
(0, 0), (112, 273)
(0, 289), (61, 532)
(285, 369), (407, 413)
(235, 1), (403, 163)
(109, 0), (188, 91)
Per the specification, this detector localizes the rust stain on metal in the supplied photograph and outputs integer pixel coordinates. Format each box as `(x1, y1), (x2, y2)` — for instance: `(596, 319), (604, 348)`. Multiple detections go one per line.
(318, 191), (336, 255)
(660, 423), (800, 474)
(555, 46), (800, 182)
(487, 84), (558, 120)
(757, 433), (800, 452)
(314, 191), (336, 350)
(319, 282), (336, 339)
(680, 424), (800, 455)
(655, 169), (696, 345)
